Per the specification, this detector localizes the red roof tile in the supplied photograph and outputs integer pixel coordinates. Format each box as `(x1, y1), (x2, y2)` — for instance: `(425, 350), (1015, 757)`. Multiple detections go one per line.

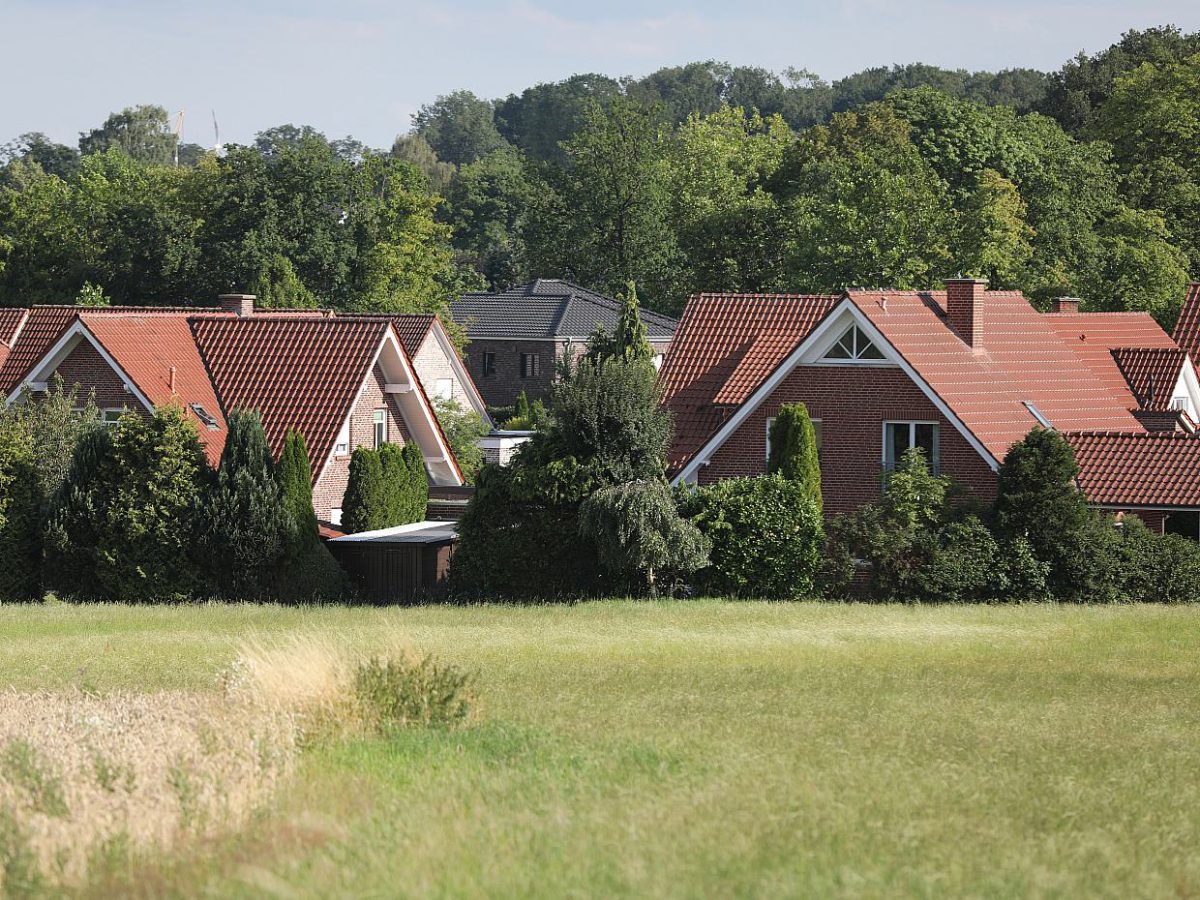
(0, 309), (28, 346)
(1065, 430), (1200, 508)
(659, 294), (838, 470)
(1173, 282), (1200, 363)
(0, 307), (80, 395)
(190, 316), (391, 473)
(1111, 347), (1188, 411)
(81, 315), (228, 465)
(1044, 311), (1178, 408)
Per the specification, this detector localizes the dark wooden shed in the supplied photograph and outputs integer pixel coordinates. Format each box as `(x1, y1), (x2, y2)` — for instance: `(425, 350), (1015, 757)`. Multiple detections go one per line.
(327, 522), (457, 604)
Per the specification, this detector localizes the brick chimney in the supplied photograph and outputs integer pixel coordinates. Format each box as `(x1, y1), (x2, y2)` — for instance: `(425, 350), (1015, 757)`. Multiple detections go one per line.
(218, 294), (255, 317)
(1051, 297), (1081, 314)
(945, 277), (987, 348)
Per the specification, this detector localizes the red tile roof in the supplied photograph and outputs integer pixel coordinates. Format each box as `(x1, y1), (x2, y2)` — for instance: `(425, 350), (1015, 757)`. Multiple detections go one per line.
(190, 315), (391, 471)
(658, 294), (838, 469)
(0, 307), (81, 395)
(1111, 347), (1188, 411)
(1172, 283), (1200, 366)
(1044, 311), (1178, 408)
(1065, 430), (1200, 508)
(81, 315), (228, 465)
(0, 309), (28, 346)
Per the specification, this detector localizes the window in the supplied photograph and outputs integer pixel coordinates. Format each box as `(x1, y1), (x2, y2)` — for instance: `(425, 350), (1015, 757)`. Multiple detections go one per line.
(100, 409), (123, 427)
(520, 353), (541, 379)
(482, 351), (496, 378)
(823, 324), (885, 362)
(765, 417), (822, 465)
(190, 403), (219, 431)
(373, 409), (387, 448)
(884, 421), (939, 473)
(436, 378), (454, 401)
(334, 420), (350, 456)
(1171, 396), (1190, 414)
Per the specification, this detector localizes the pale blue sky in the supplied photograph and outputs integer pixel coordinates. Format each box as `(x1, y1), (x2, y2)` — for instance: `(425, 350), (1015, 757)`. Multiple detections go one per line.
(3, 0), (1198, 149)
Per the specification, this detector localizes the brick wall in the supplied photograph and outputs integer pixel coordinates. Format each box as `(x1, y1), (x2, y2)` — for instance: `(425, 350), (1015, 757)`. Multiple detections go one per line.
(468, 337), (672, 407)
(698, 364), (998, 516)
(410, 331), (471, 408)
(313, 364), (414, 522)
(50, 339), (144, 413)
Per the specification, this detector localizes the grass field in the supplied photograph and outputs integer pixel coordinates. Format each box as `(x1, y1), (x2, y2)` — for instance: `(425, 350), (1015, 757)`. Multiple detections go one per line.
(2, 600), (1199, 898)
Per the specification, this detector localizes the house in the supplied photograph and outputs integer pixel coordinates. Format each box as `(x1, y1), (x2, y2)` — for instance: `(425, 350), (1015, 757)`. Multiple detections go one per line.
(661, 280), (1200, 536)
(450, 279), (678, 407)
(0, 295), (476, 525)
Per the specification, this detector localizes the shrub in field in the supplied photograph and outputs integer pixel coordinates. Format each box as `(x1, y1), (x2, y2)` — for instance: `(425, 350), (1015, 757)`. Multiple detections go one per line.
(353, 655), (474, 730)
(579, 480), (709, 595)
(198, 410), (297, 599)
(342, 447), (385, 534)
(993, 428), (1097, 600)
(0, 418), (43, 600)
(767, 402), (822, 509)
(678, 474), (824, 599)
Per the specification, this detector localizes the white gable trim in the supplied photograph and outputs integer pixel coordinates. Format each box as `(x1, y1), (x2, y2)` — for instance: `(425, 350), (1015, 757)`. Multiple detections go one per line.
(670, 297), (999, 487)
(428, 320), (491, 424)
(5, 319), (154, 413)
(1172, 357), (1200, 419)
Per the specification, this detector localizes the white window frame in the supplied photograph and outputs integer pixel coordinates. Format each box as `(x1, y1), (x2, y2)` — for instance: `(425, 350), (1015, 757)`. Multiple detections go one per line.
(333, 420), (350, 456)
(819, 323), (888, 364)
(100, 408), (123, 427)
(765, 416), (822, 465)
(882, 420), (940, 474)
(373, 408), (387, 448)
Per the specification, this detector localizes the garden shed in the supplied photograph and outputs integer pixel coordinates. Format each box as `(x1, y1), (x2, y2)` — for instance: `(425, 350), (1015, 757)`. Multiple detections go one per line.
(327, 521), (457, 603)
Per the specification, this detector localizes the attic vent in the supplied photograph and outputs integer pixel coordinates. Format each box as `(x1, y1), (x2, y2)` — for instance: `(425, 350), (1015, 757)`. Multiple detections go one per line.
(190, 403), (219, 431)
(1022, 401), (1054, 430)
(823, 324), (885, 361)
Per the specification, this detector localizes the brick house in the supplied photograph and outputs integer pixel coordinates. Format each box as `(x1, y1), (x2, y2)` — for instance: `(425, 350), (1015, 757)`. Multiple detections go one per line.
(662, 280), (1200, 537)
(450, 279), (677, 408)
(0, 296), (472, 525)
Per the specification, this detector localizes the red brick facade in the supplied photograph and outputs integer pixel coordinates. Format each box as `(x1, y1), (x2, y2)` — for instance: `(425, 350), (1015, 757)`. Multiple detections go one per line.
(51, 340), (143, 413)
(312, 364), (414, 521)
(698, 364), (998, 516)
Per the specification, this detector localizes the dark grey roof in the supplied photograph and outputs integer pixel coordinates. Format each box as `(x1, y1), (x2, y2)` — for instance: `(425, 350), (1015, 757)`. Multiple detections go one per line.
(451, 279), (677, 341)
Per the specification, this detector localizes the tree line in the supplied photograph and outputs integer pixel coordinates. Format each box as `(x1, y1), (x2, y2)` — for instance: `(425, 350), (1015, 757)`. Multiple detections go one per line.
(2, 25), (1199, 324)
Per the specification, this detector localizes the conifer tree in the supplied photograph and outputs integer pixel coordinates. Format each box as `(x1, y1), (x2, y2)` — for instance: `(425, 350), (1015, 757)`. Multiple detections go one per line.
(43, 427), (112, 597)
(343, 447), (385, 533)
(767, 402), (822, 510)
(400, 442), (429, 523)
(0, 419), (43, 599)
(199, 409), (297, 598)
(278, 430), (318, 538)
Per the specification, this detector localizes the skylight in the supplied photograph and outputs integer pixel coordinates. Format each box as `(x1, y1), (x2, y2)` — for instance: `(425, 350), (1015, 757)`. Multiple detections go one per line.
(1023, 401), (1054, 429)
(823, 324), (885, 361)
(190, 403), (219, 430)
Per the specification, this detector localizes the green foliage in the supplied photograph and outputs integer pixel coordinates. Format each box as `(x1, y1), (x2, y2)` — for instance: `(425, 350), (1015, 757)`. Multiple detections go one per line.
(379, 442), (429, 527)
(443, 146), (532, 288)
(413, 90), (506, 167)
(0, 418), (43, 600)
(766, 403), (821, 509)
(278, 430), (317, 538)
(678, 474), (824, 599)
(353, 655), (474, 731)
(77, 105), (178, 165)
(587, 282), (654, 367)
(433, 398), (487, 484)
(500, 390), (547, 431)
(993, 429), (1095, 600)
(198, 410), (297, 599)
(579, 481), (710, 595)
(10, 376), (101, 511)
(1115, 515), (1200, 603)
(342, 447), (385, 534)
(75, 281), (111, 307)
(250, 254), (316, 309)
(43, 427), (112, 597)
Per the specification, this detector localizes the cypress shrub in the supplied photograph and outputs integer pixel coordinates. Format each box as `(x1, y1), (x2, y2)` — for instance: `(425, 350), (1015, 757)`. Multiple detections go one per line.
(343, 447), (385, 533)
(400, 442), (429, 523)
(767, 402), (822, 509)
(44, 427), (112, 597)
(278, 430), (318, 538)
(198, 410), (297, 599)
(0, 420), (43, 600)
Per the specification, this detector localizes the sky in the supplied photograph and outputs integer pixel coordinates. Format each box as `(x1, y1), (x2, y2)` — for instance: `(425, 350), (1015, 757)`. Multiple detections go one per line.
(3, 0), (1199, 150)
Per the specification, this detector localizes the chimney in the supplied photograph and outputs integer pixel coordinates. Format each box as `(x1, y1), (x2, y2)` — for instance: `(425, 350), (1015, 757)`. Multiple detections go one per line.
(218, 293), (256, 317)
(944, 277), (987, 348)
(1052, 297), (1081, 314)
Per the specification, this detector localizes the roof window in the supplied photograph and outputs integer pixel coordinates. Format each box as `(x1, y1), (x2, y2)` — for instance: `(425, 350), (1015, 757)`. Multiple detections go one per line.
(823, 324), (885, 361)
(190, 403), (220, 430)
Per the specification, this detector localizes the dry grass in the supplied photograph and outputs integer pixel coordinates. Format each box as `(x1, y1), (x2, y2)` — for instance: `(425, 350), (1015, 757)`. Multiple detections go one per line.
(0, 630), (469, 893)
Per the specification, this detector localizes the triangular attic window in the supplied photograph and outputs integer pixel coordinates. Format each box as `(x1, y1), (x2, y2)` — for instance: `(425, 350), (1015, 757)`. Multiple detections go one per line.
(823, 324), (884, 361)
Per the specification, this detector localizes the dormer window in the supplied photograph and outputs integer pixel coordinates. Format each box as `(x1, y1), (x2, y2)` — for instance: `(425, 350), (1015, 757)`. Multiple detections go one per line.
(823, 324), (884, 362)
